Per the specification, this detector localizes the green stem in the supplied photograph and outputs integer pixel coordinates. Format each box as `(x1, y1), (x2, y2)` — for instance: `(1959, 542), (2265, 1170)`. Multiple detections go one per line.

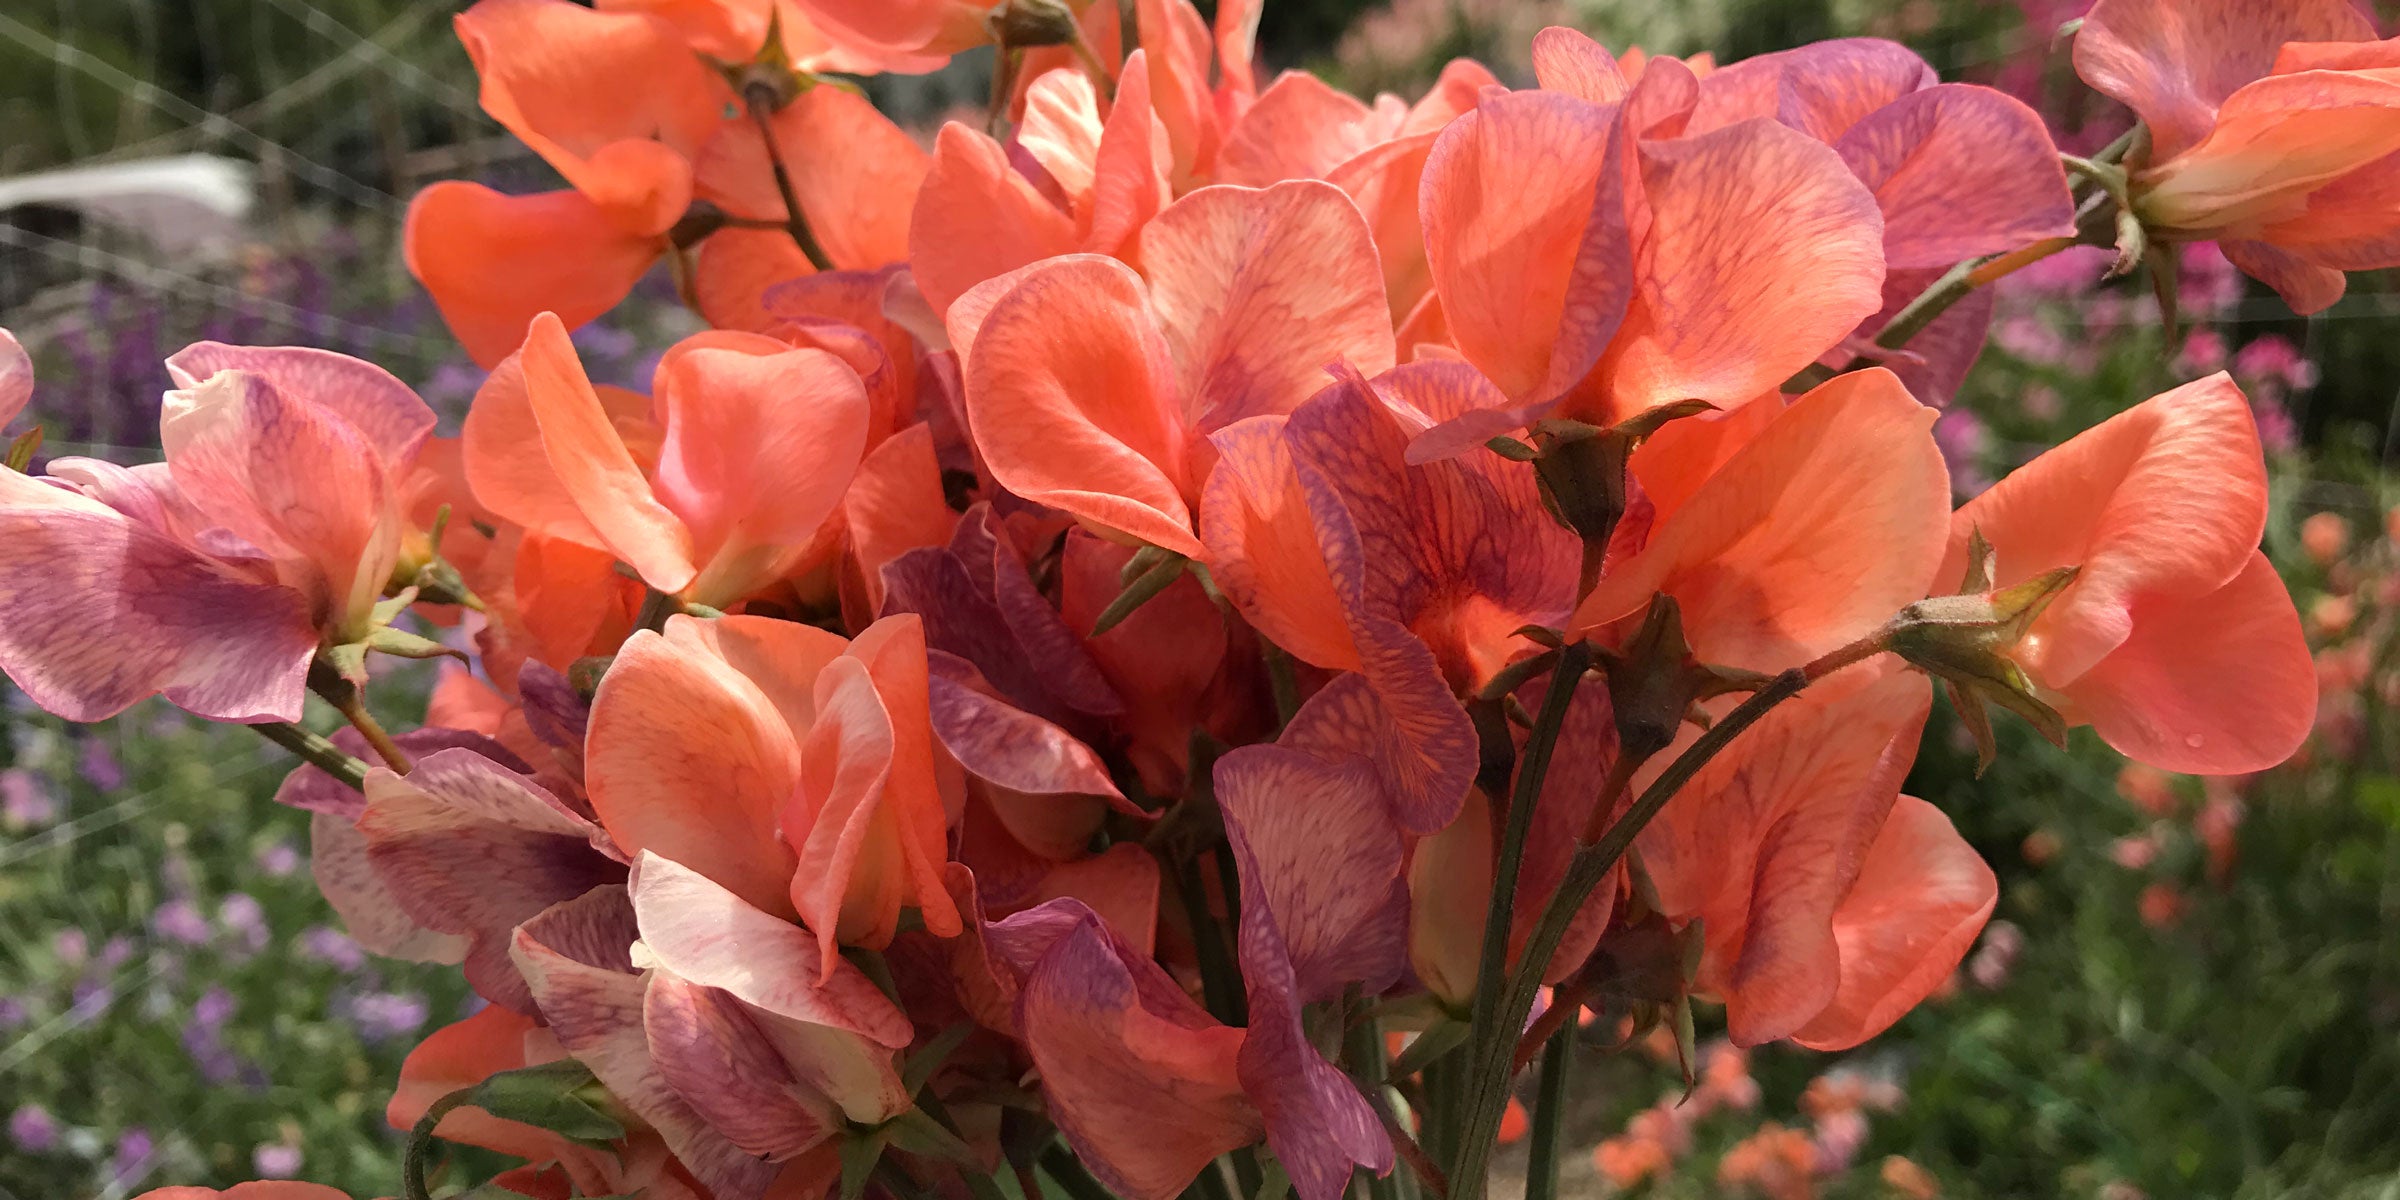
(1448, 641), (1591, 1198)
(328, 689), (411, 774)
(249, 721), (372, 791)
(1524, 1026), (1575, 1200)
(1042, 1141), (1122, 1200)
(1173, 853), (1248, 1026)
(403, 1088), (475, 1200)
(1345, 1010), (1402, 1200)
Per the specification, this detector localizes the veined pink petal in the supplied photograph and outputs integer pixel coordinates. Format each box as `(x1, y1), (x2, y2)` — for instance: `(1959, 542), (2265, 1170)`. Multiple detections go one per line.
(1532, 26), (1632, 103)
(1029, 844), (1164, 959)
(516, 312), (697, 594)
(1324, 131), (1444, 322)
(639, 971), (844, 1160)
(1139, 180), (1395, 430)
(693, 228), (818, 335)
(961, 254), (1203, 555)
(312, 811), (469, 965)
(844, 422), (956, 614)
(160, 367), (400, 635)
(166, 343), (437, 469)
(1834, 84), (2076, 269)
(2221, 237), (2350, 313)
(1790, 796), (1995, 1050)
(2064, 549), (2315, 773)
(1575, 369), (1949, 673)
(628, 852), (915, 1049)
(694, 85), (929, 270)
(0, 470), (314, 722)
(1215, 70), (1381, 186)
(1215, 735), (1410, 1002)
(0, 327), (29, 428)
(2073, 0), (2377, 160)
(1086, 51), (1173, 259)
(1687, 38), (1934, 140)
(1595, 118), (1886, 425)
(1019, 68), (1107, 201)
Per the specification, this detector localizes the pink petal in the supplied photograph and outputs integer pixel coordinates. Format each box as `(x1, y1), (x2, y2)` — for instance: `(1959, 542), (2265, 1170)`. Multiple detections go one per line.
(1532, 26), (1631, 103)
(927, 670), (1125, 802)
(1215, 735), (1410, 1001)
(310, 811), (468, 965)
(1139, 180), (1395, 429)
(1086, 50), (1174, 258)
(1199, 415), (1361, 671)
(1689, 38), (1934, 140)
(1833, 84), (2075, 270)
(641, 972), (843, 1160)
(2072, 0), (2377, 160)
(0, 327), (30, 428)
(0, 470), (314, 722)
(166, 343), (436, 470)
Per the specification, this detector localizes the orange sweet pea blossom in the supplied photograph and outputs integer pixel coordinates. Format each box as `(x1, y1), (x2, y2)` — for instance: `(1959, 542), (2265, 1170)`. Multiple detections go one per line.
(584, 613), (962, 959)
(956, 179), (1394, 558)
(0, 342), (437, 722)
(2077, 0), (2400, 312)
(1413, 80), (1886, 448)
(136, 1187), (353, 1200)
(464, 314), (870, 610)
(406, 0), (729, 365)
(1939, 373), (2316, 774)
(1636, 666), (1995, 1049)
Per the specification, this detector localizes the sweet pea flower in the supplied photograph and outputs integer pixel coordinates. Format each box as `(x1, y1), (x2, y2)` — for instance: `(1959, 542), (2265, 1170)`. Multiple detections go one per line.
(585, 613), (961, 957)
(0, 328), (31, 432)
(135, 1186), (349, 1200)
(2076, 0), (2400, 312)
(464, 315), (871, 609)
(0, 342), (436, 722)
(1941, 373), (2316, 773)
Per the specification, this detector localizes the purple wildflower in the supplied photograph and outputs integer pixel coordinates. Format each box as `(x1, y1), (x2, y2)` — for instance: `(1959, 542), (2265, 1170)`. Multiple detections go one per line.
(349, 990), (430, 1042)
(219, 893), (270, 954)
(0, 768), (55, 829)
(8, 1104), (57, 1152)
(299, 926), (367, 972)
(0, 998), (29, 1030)
(193, 984), (237, 1029)
(152, 898), (210, 945)
(76, 739), (124, 791)
(111, 1127), (155, 1187)
(253, 1142), (304, 1179)
(255, 842), (303, 877)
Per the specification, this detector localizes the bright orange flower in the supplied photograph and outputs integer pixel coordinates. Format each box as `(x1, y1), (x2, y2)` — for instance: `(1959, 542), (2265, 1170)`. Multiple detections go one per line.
(464, 314), (871, 609)
(583, 613), (962, 961)
(2076, 0), (2400, 312)
(1940, 373), (2316, 773)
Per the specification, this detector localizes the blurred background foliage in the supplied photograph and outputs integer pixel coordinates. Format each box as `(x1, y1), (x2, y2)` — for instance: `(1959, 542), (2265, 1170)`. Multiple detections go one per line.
(2, 1), (2398, 1199)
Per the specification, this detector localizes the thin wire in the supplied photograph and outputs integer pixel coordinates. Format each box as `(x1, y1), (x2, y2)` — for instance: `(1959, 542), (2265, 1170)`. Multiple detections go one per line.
(0, 955), (176, 1075)
(0, 10), (404, 213)
(257, 0), (479, 109)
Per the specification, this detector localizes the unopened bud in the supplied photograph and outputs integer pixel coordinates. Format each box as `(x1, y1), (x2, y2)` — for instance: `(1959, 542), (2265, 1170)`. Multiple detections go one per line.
(990, 0), (1081, 48)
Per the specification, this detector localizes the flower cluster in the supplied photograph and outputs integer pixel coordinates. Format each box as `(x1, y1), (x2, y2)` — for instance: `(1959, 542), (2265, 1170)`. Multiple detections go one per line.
(0, 0), (2352, 1198)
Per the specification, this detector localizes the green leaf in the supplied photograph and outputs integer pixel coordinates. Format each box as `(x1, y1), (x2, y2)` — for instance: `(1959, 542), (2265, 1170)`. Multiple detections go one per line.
(1389, 1018), (1472, 1078)
(840, 1131), (890, 1200)
(887, 1108), (979, 1165)
(6, 425), (44, 472)
(903, 1022), (975, 1095)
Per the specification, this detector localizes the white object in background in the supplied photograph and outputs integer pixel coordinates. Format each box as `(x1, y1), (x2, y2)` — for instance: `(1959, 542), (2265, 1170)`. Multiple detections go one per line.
(0, 154), (255, 254)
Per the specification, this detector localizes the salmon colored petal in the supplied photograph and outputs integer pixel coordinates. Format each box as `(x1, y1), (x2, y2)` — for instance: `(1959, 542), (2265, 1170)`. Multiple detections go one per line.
(961, 255), (1203, 555)
(390, 1006), (554, 1160)
(844, 423), (956, 613)
(358, 749), (623, 1013)
(1834, 84), (2075, 269)
(585, 624), (805, 916)
(2220, 237), (2350, 312)
(1030, 843), (1164, 959)
(1945, 372), (2266, 685)
(1408, 780), (1493, 1007)
(1215, 70), (1380, 186)
(1325, 131), (1443, 322)
(1215, 0), (1263, 102)
(787, 0), (976, 56)
(1624, 53), (1702, 138)
(628, 851), (915, 1049)
(518, 312), (697, 592)
(1421, 90), (1630, 403)
(455, 0), (721, 229)
(1019, 67), (1106, 201)
(908, 124), (1080, 317)
(1688, 38), (1933, 140)
(2252, 146), (2400, 271)
(165, 343), (436, 470)
(405, 183), (661, 368)
(1017, 908), (1263, 1200)
(2064, 549), (2314, 773)
(1135, 0), (1223, 186)
(1087, 51), (1174, 258)
(2135, 70), (2400, 233)
(1216, 731), (1410, 1002)
(695, 85), (929, 269)
(512, 891), (784, 1200)
(1790, 795), (1995, 1050)
(2073, 0), (2376, 159)
(693, 228), (819, 335)
(1199, 415), (1360, 670)
(464, 349), (607, 550)
(1597, 118), (1886, 425)
(160, 367), (399, 634)
(1627, 391), (1786, 527)
(1575, 369), (1948, 673)
(1533, 26), (1631, 103)
(1401, 59), (1500, 137)
(650, 334), (869, 603)
(1139, 180), (1395, 429)
(137, 1185), (351, 1200)
(788, 655), (925, 963)
(839, 614), (959, 933)
(0, 471), (314, 722)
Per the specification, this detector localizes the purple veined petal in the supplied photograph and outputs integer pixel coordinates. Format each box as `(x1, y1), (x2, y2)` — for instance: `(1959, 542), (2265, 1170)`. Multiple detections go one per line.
(515, 660), (592, 756)
(166, 342), (439, 469)
(512, 888), (783, 1200)
(967, 505), (1125, 717)
(1016, 911), (1263, 1200)
(274, 728), (529, 821)
(357, 749), (628, 1012)
(1835, 84), (2076, 271)
(1214, 734), (1410, 1003)
(0, 328), (31, 429)
(309, 811), (467, 965)
(641, 971), (844, 1162)
(1689, 38), (1934, 140)
(0, 468), (315, 723)
(37, 458), (264, 568)
(626, 852), (914, 1050)
(1344, 616), (1480, 835)
(926, 668), (1129, 805)
(1230, 887), (1394, 1200)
